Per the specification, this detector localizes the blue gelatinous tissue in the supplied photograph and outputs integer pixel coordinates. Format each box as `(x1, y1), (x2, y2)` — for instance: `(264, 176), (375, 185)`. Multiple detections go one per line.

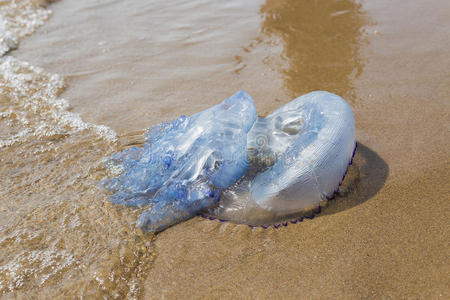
(102, 91), (356, 232)
(102, 90), (257, 232)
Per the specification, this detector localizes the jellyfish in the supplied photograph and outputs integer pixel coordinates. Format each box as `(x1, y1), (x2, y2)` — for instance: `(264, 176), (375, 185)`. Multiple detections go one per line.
(208, 91), (356, 225)
(102, 91), (356, 232)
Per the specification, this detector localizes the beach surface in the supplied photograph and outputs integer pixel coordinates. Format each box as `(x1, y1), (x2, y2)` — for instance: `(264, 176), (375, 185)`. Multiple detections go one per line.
(1, 0), (449, 298)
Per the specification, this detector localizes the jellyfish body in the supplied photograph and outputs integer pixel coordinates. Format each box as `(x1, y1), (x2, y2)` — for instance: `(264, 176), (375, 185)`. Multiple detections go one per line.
(209, 91), (356, 224)
(251, 91), (356, 212)
(103, 91), (356, 231)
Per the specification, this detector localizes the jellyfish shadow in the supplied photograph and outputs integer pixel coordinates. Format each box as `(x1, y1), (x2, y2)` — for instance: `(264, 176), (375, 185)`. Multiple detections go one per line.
(205, 142), (389, 226)
(320, 142), (389, 216)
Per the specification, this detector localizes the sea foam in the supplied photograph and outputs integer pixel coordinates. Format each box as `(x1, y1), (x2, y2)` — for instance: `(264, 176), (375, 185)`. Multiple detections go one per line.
(0, 56), (117, 148)
(0, 0), (52, 56)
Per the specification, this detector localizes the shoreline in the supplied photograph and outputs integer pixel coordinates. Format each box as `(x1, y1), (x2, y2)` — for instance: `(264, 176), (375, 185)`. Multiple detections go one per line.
(1, 0), (448, 298)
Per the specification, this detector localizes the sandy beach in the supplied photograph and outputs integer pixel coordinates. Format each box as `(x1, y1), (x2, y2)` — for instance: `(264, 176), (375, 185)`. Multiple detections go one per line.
(143, 2), (450, 295)
(1, 0), (449, 298)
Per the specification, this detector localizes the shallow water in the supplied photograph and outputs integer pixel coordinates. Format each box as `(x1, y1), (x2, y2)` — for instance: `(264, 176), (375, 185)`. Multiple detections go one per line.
(1, 0), (280, 297)
(1, 0), (449, 298)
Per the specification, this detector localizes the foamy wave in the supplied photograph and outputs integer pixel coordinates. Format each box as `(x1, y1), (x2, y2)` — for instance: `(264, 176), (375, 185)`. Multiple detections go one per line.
(0, 228), (76, 292)
(0, 0), (52, 56)
(0, 1), (118, 147)
(0, 56), (117, 147)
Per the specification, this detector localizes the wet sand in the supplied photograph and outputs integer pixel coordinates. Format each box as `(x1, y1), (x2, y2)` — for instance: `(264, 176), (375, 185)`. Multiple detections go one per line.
(142, 0), (450, 298)
(5, 0), (450, 298)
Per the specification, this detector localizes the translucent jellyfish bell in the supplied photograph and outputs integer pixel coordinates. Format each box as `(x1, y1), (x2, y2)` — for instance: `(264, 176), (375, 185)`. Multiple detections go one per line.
(207, 91), (356, 225)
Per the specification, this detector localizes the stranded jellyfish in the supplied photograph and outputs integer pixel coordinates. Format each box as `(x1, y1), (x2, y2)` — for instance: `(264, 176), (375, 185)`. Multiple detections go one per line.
(102, 91), (356, 232)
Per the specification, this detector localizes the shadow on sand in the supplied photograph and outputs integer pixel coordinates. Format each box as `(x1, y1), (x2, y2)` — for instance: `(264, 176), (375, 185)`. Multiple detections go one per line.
(204, 142), (389, 227)
(321, 142), (389, 216)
